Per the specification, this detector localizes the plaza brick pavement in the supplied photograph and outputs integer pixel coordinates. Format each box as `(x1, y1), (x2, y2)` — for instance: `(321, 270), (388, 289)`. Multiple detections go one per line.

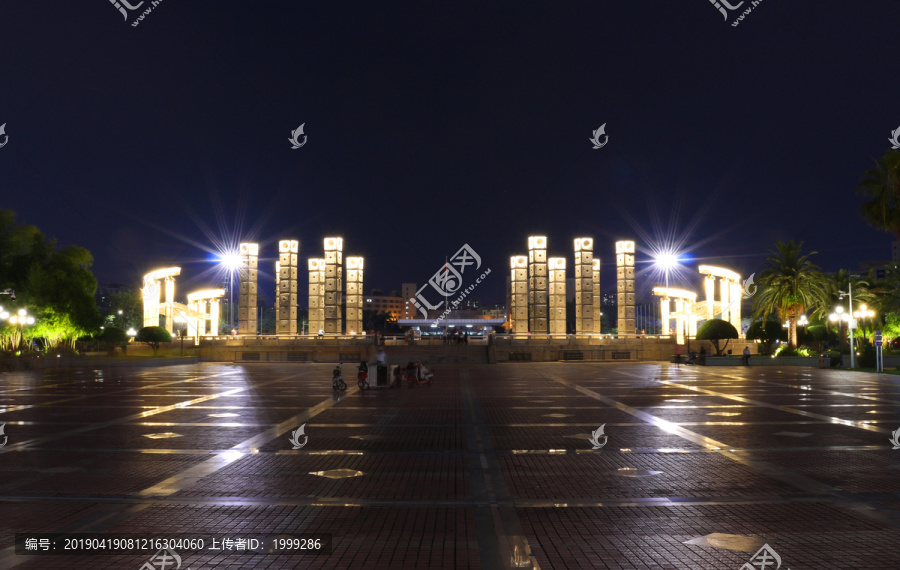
(2, 361), (900, 568)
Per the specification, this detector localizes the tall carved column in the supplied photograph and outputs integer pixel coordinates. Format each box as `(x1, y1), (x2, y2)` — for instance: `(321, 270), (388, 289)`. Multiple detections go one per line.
(308, 258), (325, 335)
(276, 240), (299, 335)
(528, 236), (548, 334)
(510, 256), (528, 335)
(549, 257), (566, 336)
(164, 277), (175, 333)
(592, 258), (602, 334)
(574, 238), (593, 335)
(345, 256), (364, 335)
(238, 242), (258, 335)
(615, 240), (636, 336)
(323, 237), (343, 335)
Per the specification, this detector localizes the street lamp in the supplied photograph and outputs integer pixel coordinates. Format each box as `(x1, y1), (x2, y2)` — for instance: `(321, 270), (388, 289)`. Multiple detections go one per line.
(829, 305), (854, 369)
(853, 303), (875, 343)
(219, 251), (242, 331)
(8, 308), (36, 350)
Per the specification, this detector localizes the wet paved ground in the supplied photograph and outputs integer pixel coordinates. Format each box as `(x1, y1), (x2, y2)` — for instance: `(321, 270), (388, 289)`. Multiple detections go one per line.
(2, 361), (900, 568)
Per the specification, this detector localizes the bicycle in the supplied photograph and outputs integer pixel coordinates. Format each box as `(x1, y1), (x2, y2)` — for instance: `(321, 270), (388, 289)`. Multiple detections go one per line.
(357, 361), (370, 391)
(332, 364), (347, 391)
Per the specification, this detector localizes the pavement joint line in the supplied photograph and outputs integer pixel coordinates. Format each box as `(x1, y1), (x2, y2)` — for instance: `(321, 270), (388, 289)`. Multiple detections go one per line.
(463, 369), (541, 570)
(550, 370), (900, 530)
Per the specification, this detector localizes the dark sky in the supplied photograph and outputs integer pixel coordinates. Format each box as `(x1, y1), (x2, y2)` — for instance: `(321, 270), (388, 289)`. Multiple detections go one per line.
(1, 1), (898, 307)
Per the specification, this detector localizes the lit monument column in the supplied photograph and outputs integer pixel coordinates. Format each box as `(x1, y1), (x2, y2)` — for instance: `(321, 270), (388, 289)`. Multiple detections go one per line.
(528, 236), (549, 334)
(674, 297), (685, 345)
(615, 240), (636, 336)
(720, 277), (731, 324)
(142, 278), (161, 327)
(660, 295), (670, 336)
(210, 298), (220, 336)
(324, 237), (343, 335)
(592, 258), (601, 334)
(274, 261), (280, 326)
(187, 289), (225, 341)
(238, 242), (258, 335)
(277, 240), (299, 335)
(164, 277), (176, 333)
(729, 279), (742, 332)
(705, 275), (716, 320)
(345, 256), (364, 335)
(143, 268), (181, 329)
(308, 258), (324, 335)
(548, 257), (566, 336)
(574, 238), (593, 336)
(687, 297), (698, 338)
(510, 256), (528, 335)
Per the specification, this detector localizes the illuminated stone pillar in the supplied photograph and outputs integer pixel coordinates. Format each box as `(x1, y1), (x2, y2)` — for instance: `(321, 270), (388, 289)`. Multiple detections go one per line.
(615, 240), (636, 336)
(142, 279), (161, 328)
(210, 298), (220, 336)
(308, 258), (324, 336)
(687, 298), (698, 338)
(528, 236), (548, 334)
(720, 277), (731, 325)
(705, 275), (716, 320)
(274, 261), (280, 328)
(548, 257), (566, 336)
(345, 256), (364, 335)
(593, 258), (601, 334)
(675, 297), (685, 345)
(277, 240), (299, 335)
(660, 296), (670, 336)
(730, 279), (742, 332)
(323, 237), (343, 335)
(238, 242), (258, 335)
(510, 256), (528, 335)
(189, 297), (206, 336)
(164, 277), (176, 333)
(574, 238), (593, 336)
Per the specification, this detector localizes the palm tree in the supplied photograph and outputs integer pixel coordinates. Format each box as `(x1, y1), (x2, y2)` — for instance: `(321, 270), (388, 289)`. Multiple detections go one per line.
(857, 150), (900, 239)
(753, 241), (829, 349)
(810, 269), (874, 352)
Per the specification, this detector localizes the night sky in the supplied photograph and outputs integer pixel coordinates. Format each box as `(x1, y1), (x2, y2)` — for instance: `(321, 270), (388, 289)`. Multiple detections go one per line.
(2, 2), (898, 307)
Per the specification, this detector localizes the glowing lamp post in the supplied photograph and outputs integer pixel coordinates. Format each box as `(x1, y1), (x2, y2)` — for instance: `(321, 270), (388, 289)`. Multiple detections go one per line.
(853, 304), (875, 343)
(829, 305), (854, 369)
(8, 308), (36, 350)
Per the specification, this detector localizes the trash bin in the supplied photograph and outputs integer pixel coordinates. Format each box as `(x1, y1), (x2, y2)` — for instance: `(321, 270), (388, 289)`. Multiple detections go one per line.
(818, 355), (825, 369)
(376, 364), (388, 387)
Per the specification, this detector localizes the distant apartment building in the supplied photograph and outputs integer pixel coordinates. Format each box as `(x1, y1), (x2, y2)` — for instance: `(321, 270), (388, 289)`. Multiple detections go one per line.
(365, 292), (404, 319)
(402, 282), (418, 319)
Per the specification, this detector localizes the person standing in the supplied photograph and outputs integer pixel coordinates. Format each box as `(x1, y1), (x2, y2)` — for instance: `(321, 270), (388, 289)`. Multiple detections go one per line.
(742, 346), (751, 366)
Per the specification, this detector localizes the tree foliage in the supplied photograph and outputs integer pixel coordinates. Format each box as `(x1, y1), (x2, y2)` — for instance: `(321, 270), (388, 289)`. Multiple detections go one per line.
(745, 317), (786, 355)
(696, 319), (739, 356)
(857, 150), (900, 239)
(135, 326), (172, 353)
(752, 241), (828, 349)
(0, 210), (101, 350)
